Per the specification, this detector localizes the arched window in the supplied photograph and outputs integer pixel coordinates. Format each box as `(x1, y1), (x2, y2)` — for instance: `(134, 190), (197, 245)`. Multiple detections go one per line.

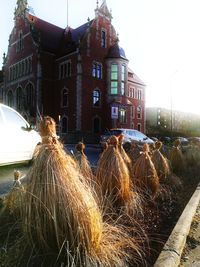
(7, 90), (13, 107)
(93, 117), (101, 133)
(137, 123), (141, 131)
(93, 89), (100, 107)
(26, 83), (35, 112)
(61, 88), (68, 107)
(61, 116), (68, 133)
(16, 87), (23, 111)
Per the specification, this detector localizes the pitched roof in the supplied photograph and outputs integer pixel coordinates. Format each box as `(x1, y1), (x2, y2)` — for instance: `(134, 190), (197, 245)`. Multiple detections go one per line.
(27, 14), (92, 54)
(28, 14), (64, 53)
(128, 67), (146, 86)
(71, 20), (93, 43)
(107, 42), (128, 60)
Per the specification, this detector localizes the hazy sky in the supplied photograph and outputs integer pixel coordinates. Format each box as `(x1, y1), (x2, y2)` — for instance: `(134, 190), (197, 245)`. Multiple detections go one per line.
(1, 0), (200, 114)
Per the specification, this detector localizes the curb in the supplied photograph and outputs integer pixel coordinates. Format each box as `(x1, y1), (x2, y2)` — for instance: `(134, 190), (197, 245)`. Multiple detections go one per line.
(154, 183), (200, 267)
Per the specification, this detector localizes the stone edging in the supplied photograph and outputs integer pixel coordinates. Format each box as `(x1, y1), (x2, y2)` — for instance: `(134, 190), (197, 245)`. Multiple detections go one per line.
(154, 183), (200, 267)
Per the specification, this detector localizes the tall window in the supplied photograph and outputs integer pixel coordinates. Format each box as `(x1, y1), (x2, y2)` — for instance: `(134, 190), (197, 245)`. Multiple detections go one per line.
(137, 106), (142, 119)
(131, 106), (135, 119)
(16, 87), (23, 111)
(119, 108), (126, 123)
(93, 117), (101, 133)
(101, 30), (106, 48)
(92, 62), (102, 79)
(59, 61), (71, 79)
(16, 31), (23, 52)
(110, 64), (118, 95)
(138, 89), (142, 100)
(137, 123), (141, 131)
(121, 65), (126, 95)
(26, 83), (35, 112)
(93, 89), (100, 107)
(62, 88), (68, 107)
(7, 91), (13, 107)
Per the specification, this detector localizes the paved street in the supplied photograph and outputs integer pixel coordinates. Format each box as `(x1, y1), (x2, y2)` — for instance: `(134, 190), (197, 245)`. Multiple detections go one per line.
(0, 144), (101, 196)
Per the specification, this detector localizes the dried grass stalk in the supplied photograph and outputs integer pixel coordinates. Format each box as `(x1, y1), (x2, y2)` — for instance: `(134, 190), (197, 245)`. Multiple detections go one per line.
(74, 142), (94, 181)
(20, 117), (141, 266)
(151, 141), (171, 181)
(127, 141), (141, 165)
(95, 135), (137, 213)
(132, 144), (159, 197)
(169, 139), (185, 174)
(118, 134), (132, 172)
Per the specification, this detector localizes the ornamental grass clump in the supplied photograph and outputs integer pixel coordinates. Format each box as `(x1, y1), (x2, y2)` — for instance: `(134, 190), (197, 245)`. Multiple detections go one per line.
(19, 116), (141, 266)
(169, 139), (185, 175)
(127, 141), (141, 166)
(74, 141), (94, 181)
(151, 141), (171, 182)
(132, 144), (159, 197)
(95, 135), (137, 214)
(118, 134), (132, 170)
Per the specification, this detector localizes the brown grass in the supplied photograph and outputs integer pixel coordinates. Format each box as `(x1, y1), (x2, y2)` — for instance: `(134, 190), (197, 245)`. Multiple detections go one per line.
(169, 140), (185, 175)
(95, 135), (139, 215)
(74, 142), (94, 182)
(132, 144), (160, 197)
(15, 117), (142, 266)
(151, 141), (171, 181)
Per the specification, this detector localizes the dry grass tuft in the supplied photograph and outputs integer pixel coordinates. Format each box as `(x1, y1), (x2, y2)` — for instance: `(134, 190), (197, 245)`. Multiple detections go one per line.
(169, 139), (185, 175)
(132, 144), (160, 197)
(151, 141), (171, 182)
(96, 135), (139, 215)
(15, 117), (142, 266)
(74, 142), (94, 181)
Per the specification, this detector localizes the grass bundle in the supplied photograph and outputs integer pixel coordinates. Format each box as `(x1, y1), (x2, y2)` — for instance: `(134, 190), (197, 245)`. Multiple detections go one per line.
(169, 139), (185, 175)
(151, 141), (171, 182)
(95, 135), (137, 214)
(127, 141), (141, 166)
(74, 141), (94, 181)
(18, 117), (141, 266)
(132, 144), (159, 197)
(118, 134), (132, 170)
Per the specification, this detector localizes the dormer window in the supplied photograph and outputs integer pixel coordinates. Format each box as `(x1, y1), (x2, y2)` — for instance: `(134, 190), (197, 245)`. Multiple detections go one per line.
(101, 30), (106, 48)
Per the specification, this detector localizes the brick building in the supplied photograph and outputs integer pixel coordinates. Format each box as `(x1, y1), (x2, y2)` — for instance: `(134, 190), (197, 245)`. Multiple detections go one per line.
(2, 0), (146, 142)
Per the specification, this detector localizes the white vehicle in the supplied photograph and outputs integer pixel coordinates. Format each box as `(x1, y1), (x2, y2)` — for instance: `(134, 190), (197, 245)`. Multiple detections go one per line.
(0, 104), (41, 166)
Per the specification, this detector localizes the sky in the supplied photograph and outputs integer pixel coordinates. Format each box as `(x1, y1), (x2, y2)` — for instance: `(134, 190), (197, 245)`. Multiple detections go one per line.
(1, 0), (200, 115)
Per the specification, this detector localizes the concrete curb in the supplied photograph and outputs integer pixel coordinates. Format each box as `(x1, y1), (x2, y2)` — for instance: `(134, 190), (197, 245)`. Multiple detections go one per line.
(154, 183), (200, 267)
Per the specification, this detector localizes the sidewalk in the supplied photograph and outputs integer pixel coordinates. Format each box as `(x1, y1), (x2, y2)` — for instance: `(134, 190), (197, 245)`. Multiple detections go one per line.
(179, 203), (200, 266)
(154, 183), (200, 267)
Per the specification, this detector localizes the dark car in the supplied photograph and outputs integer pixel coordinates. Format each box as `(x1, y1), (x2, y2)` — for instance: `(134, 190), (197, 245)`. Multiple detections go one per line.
(158, 136), (172, 145)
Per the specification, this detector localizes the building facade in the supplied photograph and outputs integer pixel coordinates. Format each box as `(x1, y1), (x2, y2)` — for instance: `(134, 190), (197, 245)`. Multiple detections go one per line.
(2, 0), (145, 142)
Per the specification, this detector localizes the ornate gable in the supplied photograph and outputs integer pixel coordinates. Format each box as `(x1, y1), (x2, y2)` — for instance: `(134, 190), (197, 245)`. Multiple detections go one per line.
(14, 0), (28, 19)
(95, 0), (112, 21)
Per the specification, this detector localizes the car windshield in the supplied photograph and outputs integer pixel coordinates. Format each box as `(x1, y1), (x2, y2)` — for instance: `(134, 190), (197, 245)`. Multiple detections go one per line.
(103, 130), (123, 136)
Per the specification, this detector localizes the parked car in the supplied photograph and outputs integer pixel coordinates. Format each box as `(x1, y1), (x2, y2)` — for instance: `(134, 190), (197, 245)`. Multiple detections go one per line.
(187, 137), (200, 146)
(0, 104), (41, 166)
(172, 137), (189, 146)
(158, 136), (172, 145)
(100, 128), (154, 149)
